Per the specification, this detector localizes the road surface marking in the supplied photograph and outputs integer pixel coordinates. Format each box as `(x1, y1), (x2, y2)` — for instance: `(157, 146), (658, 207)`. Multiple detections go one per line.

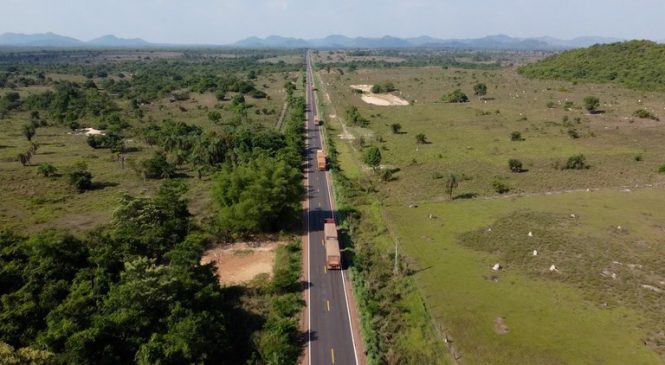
(324, 265), (327, 273)
(318, 202), (322, 208)
(331, 348), (335, 364)
(322, 239), (325, 246)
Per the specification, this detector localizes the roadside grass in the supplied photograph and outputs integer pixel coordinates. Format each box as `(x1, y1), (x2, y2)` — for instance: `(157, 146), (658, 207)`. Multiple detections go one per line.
(316, 74), (452, 364)
(317, 64), (665, 363)
(385, 189), (665, 364)
(319, 67), (665, 204)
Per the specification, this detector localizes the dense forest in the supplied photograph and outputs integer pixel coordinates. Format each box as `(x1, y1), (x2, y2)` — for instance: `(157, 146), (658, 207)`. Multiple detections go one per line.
(518, 40), (665, 91)
(0, 50), (308, 364)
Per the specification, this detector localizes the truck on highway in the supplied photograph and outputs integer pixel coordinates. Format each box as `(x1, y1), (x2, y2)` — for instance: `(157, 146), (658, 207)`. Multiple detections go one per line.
(316, 149), (327, 171)
(324, 218), (341, 270)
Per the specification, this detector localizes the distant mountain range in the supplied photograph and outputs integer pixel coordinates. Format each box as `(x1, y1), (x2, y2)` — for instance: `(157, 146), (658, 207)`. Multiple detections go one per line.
(233, 34), (626, 50)
(0, 32), (643, 50)
(0, 32), (152, 47)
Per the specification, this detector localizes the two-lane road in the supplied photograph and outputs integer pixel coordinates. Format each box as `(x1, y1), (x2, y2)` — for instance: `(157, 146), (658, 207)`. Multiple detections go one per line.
(304, 53), (359, 365)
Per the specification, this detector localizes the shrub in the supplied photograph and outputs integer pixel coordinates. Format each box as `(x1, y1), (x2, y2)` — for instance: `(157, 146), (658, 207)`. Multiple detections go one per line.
(546, 101), (556, 108)
(37, 163), (57, 177)
(415, 133), (427, 144)
(473, 83), (487, 96)
(658, 164), (665, 174)
(510, 131), (523, 141)
(444, 89), (469, 103)
(138, 151), (176, 179)
(584, 96), (600, 112)
(390, 123), (402, 134)
(563, 154), (590, 170)
(634, 154), (643, 162)
(567, 128), (580, 139)
(492, 179), (510, 194)
(633, 109), (659, 121)
(363, 146), (382, 169)
(508, 159), (523, 173)
(346, 106), (369, 127)
(67, 162), (93, 192)
(23, 124), (36, 141)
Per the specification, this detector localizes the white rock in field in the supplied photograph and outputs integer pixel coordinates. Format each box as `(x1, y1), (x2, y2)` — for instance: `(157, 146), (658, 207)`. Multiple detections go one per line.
(528, 231), (533, 237)
(492, 263), (502, 271)
(487, 227), (492, 232)
(532, 250), (538, 256)
(570, 214), (576, 218)
(617, 226), (622, 231)
(549, 265), (558, 272)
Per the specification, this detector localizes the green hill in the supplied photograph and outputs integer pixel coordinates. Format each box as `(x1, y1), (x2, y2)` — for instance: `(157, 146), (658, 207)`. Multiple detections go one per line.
(518, 40), (665, 91)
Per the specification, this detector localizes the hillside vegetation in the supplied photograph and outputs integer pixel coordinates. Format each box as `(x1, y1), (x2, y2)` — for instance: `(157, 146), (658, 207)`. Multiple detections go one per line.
(519, 40), (665, 91)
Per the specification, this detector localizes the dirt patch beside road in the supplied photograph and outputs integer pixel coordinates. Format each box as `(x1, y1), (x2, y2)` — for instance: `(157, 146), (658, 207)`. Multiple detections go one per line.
(201, 241), (285, 285)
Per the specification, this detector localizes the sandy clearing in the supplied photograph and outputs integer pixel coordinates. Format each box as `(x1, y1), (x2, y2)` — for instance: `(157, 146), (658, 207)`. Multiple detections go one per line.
(201, 241), (284, 285)
(350, 84), (409, 106)
(78, 128), (105, 136)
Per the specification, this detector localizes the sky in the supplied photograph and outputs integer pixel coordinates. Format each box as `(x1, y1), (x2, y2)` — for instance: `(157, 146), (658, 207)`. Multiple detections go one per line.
(1, 0), (664, 44)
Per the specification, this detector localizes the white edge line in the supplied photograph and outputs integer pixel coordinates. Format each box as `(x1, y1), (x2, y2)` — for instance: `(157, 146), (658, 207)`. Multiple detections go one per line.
(305, 58), (312, 365)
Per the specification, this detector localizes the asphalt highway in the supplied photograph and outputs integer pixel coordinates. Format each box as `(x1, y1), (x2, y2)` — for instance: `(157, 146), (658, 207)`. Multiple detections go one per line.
(305, 53), (359, 365)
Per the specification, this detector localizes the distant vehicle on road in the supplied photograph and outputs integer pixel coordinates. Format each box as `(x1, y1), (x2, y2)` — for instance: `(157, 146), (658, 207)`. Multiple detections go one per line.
(316, 149), (327, 171)
(324, 218), (341, 270)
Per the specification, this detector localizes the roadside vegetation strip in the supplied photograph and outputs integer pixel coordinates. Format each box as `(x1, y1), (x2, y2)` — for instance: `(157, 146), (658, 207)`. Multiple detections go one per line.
(313, 73), (452, 364)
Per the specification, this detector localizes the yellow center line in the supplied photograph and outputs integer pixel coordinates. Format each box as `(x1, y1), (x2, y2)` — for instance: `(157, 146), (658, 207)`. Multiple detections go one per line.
(331, 348), (335, 364)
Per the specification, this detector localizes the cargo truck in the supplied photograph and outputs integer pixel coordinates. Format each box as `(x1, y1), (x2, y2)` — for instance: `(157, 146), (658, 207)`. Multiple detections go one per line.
(316, 149), (327, 171)
(324, 218), (341, 270)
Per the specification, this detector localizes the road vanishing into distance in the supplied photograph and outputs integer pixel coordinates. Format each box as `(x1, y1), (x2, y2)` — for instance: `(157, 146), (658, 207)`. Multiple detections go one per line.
(304, 52), (360, 365)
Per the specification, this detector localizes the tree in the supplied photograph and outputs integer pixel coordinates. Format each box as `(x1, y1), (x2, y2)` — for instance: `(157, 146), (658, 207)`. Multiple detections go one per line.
(67, 162), (93, 192)
(346, 106), (368, 127)
(584, 96), (600, 113)
(415, 133), (427, 144)
(137, 151), (176, 179)
(23, 124), (36, 141)
(508, 159), (523, 173)
(390, 123), (402, 134)
(473, 83), (487, 96)
(445, 174), (459, 199)
(363, 146), (382, 170)
(445, 89), (469, 103)
(371, 84), (383, 93)
(212, 157), (303, 235)
(37, 163), (57, 177)
(510, 131), (523, 141)
(17, 152), (32, 166)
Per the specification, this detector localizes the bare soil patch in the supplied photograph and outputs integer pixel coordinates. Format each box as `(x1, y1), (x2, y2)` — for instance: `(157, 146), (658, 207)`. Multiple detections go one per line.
(350, 85), (409, 106)
(201, 241), (285, 285)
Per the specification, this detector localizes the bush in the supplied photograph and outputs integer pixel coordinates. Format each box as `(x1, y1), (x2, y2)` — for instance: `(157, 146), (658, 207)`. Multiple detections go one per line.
(658, 164), (665, 174)
(473, 83), (487, 96)
(563, 154), (590, 170)
(584, 96), (600, 112)
(390, 123), (402, 134)
(546, 101), (556, 108)
(346, 106), (368, 127)
(67, 162), (92, 192)
(138, 151), (176, 179)
(492, 179), (510, 194)
(363, 146), (382, 169)
(510, 131), (523, 141)
(633, 109), (659, 121)
(508, 159), (523, 173)
(415, 133), (427, 144)
(444, 89), (469, 103)
(37, 163), (57, 177)
(567, 128), (580, 139)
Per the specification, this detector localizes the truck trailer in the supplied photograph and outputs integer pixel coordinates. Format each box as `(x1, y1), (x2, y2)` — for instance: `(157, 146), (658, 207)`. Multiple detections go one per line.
(324, 218), (341, 270)
(316, 149), (327, 171)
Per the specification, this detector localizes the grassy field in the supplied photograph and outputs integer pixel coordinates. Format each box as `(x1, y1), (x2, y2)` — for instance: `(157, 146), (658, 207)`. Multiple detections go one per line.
(316, 61), (665, 363)
(0, 70), (297, 234)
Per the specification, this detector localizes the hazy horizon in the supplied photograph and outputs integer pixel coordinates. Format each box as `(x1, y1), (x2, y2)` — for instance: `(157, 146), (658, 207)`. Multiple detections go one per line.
(1, 0), (665, 44)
